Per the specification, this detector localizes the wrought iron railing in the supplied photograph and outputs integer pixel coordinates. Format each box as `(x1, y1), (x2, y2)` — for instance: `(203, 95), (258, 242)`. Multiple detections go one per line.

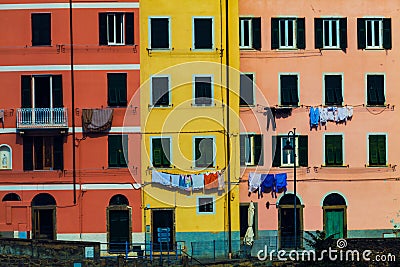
(16, 108), (68, 128)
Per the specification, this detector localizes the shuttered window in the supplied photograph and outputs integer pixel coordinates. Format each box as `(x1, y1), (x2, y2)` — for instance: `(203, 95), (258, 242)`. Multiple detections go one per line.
(239, 17), (261, 50)
(315, 18), (347, 50)
(21, 75), (63, 108)
(272, 136), (308, 167)
(357, 18), (391, 49)
(240, 134), (263, 166)
(325, 135), (343, 166)
(151, 76), (170, 106)
(369, 135), (386, 166)
(194, 18), (213, 49)
(194, 137), (214, 168)
(271, 18), (305, 49)
(367, 75), (385, 106)
(280, 75), (299, 107)
(99, 12), (134, 45)
(150, 18), (170, 49)
(194, 76), (212, 105)
(324, 75), (343, 105)
(108, 73), (127, 107)
(240, 74), (254, 106)
(23, 136), (63, 171)
(152, 138), (171, 168)
(32, 13), (51, 46)
(108, 135), (128, 168)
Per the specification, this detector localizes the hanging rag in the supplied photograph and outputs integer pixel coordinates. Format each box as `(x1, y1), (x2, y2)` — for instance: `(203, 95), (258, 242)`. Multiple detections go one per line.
(261, 174), (275, 192)
(82, 108), (113, 133)
(179, 175), (185, 189)
(347, 106), (353, 118)
(192, 174), (204, 190)
(152, 171), (171, 186)
(171, 174), (180, 187)
(275, 173), (288, 192)
(309, 107), (320, 128)
(327, 107), (337, 121)
(184, 175), (192, 191)
(204, 172), (219, 189)
(319, 107), (328, 124)
(264, 107), (276, 131)
(218, 172), (225, 190)
(248, 172), (263, 193)
(336, 107), (348, 122)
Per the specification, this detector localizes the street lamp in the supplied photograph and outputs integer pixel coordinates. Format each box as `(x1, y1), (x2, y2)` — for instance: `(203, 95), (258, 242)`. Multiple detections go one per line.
(282, 128), (297, 250)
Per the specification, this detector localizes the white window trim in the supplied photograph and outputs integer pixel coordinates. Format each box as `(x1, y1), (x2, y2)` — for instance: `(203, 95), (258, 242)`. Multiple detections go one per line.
(240, 72), (256, 106)
(0, 144), (12, 170)
(192, 16), (214, 50)
(192, 74), (214, 106)
(366, 132), (388, 167)
(365, 18), (383, 49)
(322, 19), (340, 49)
(322, 72), (344, 106)
(148, 16), (171, 50)
(239, 17), (253, 49)
(240, 133), (261, 166)
(280, 135), (299, 167)
(192, 136), (216, 169)
(150, 74), (171, 108)
(365, 72), (386, 106)
(107, 13), (125, 46)
(196, 196), (216, 215)
(279, 18), (296, 49)
(322, 133), (345, 166)
(149, 136), (172, 168)
(278, 72), (300, 107)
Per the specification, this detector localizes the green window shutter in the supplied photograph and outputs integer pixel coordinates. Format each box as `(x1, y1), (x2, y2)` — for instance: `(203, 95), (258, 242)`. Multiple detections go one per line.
(252, 18), (261, 50)
(108, 73), (127, 106)
(52, 75), (63, 108)
(23, 136), (34, 171)
(298, 135), (308, 167)
(357, 18), (366, 49)
(99, 13), (107, 45)
(335, 135), (343, 165)
(272, 136), (281, 167)
(118, 74), (127, 106)
(271, 18), (279, 49)
(291, 76), (299, 105)
(108, 135), (120, 167)
(161, 138), (171, 167)
(281, 75), (298, 106)
(314, 18), (323, 49)
(377, 135), (386, 165)
(125, 13), (134, 45)
(325, 136), (336, 165)
(53, 136), (64, 170)
(335, 76), (343, 104)
(253, 134), (263, 166)
(325, 76), (335, 105)
(296, 18), (306, 49)
(21, 76), (32, 108)
(340, 18), (347, 51)
(240, 135), (246, 166)
(382, 18), (392, 50)
(152, 138), (162, 167)
(119, 135), (128, 167)
(369, 135), (378, 165)
(195, 138), (202, 166)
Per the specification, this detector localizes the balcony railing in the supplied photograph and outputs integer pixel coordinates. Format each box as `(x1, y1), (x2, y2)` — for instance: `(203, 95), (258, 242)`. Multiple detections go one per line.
(17, 108), (68, 129)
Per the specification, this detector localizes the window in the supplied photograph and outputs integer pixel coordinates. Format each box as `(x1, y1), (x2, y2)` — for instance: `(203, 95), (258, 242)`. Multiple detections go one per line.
(149, 17), (170, 49)
(193, 76), (213, 106)
(271, 18), (305, 49)
(151, 76), (170, 107)
(21, 75), (63, 109)
(193, 17), (213, 49)
(325, 135), (344, 166)
(197, 197), (214, 214)
(368, 134), (386, 166)
(272, 135), (308, 167)
(151, 137), (171, 168)
(31, 13), (51, 46)
(357, 18), (391, 49)
(240, 134), (263, 166)
(107, 73), (127, 107)
(99, 13), (134, 45)
(108, 135), (128, 168)
(315, 18), (347, 50)
(240, 74), (254, 106)
(280, 74), (299, 107)
(366, 74), (385, 106)
(23, 136), (63, 171)
(324, 74), (343, 105)
(239, 18), (261, 50)
(194, 137), (215, 168)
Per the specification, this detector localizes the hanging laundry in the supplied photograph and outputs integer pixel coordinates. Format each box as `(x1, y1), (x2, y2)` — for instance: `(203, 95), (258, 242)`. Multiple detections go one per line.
(347, 106), (353, 118)
(204, 172), (219, 190)
(152, 171), (171, 186)
(218, 172), (225, 191)
(264, 107), (276, 131)
(192, 174), (204, 190)
(309, 107), (320, 128)
(184, 175), (192, 191)
(248, 172), (262, 193)
(171, 174), (180, 188)
(261, 174), (275, 192)
(319, 107), (328, 124)
(275, 173), (288, 192)
(327, 107), (337, 121)
(336, 107), (348, 122)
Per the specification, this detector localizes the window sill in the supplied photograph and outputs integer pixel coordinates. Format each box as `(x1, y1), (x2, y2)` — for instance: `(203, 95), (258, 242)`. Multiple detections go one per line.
(240, 47), (258, 51)
(365, 164), (388, 168)
(365, 104), (386, 108)
(324, 104), (344, 107)
(147, 48), (172, 51)
(149, 104), (173, 109)
(108, 105), (127, 108)
(31, 45), (52, 47)
(191, 48), (215, 51)
(321, 47), (341, 50)
(364, 47), (385, 50)
(279, 105), (298, 108)
(108, 166), (128, 169)
(191, 103), (215, 107)
(240, 104), (256, 108)
(321, 164), (349, 168)
(277, 47), (298, 51)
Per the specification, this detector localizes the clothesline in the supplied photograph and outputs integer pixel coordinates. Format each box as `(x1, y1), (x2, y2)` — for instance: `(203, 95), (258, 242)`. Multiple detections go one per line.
(257, 103), (394, 110)
(248, 172), (288, 199)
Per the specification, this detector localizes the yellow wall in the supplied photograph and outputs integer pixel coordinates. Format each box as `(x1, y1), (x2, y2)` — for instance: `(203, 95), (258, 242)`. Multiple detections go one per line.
(140, 0), (240, 235)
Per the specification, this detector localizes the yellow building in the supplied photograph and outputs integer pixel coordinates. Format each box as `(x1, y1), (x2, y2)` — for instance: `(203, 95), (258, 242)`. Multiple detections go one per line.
(140, 0), (240, 257)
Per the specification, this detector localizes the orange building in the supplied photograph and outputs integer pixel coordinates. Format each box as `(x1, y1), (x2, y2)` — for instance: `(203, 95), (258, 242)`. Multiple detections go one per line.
(0, 0), (142, 252)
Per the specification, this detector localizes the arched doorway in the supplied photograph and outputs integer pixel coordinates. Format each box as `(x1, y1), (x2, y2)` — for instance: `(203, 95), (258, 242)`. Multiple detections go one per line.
(278, 193), (303, 249)
(323, 193), (347, 238)
(31, 193), (56, 240)
(107, 194), (131, 253)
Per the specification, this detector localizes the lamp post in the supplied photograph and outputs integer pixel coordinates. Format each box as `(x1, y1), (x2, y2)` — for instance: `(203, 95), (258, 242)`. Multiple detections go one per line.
(283, 128), (297, 250)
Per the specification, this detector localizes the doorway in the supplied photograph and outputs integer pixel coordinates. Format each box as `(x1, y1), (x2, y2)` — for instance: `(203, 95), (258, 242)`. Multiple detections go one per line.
(107, 194), (131, 253)
(31, 193), (56, 240)
(278, 194), (303, 249)
(323, 193), (347, 238)
(152, 209), (174, 252)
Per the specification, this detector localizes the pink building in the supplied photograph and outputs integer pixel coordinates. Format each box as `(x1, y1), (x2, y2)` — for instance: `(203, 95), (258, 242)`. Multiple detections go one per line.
(238, 0), (400, 252)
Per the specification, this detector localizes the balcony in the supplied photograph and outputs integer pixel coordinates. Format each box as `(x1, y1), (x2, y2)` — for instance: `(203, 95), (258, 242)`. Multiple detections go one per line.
(17, 108), (68, 129)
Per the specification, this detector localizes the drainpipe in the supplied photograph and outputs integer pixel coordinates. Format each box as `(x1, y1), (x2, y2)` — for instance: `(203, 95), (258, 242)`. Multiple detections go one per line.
(69, 0), (76, 204)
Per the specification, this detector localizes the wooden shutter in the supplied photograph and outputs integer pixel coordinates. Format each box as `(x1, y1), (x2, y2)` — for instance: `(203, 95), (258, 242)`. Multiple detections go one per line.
(125, 13), (134, 45)
(240, 135), (246, 166)
(31, 14), (40, 45)
(325, 136), (336, 165)
(357, 18), (366, 49)
(21, 76), (32, 108)
(41, 13), (51, 45)
(254, 135), (263, 166)
(335, 76), (343, 104)
(252, 18), (261, 50)
(53, 136), (64, 170)
(296, 18), (306, 49)
(195, 138), (202, 166)
(314, 18), (323, 49)
(152, 138), (162, 167)
(52, 75), (63, 108)
(369, 135), (378, 165)
(272, 136), (281, 167)
(108, 73), (126, 106)
(271, 18), (279, 49)
(119, 135), (128, 167)
(194, 18), (212, 49)
(298, 135), (308, 167)
(377, 135), (386, 165)
(99, 13), (108, 45)
(340, 18), (347, 51)
(240, 74), (254, 106)
(161, 138), (170, 167)
(325, 76), (335, 105)
(108, 135), (119, 167)
(383, 18), (392, 50)
(335, 136), (343, 165)
(281, 75), (299, 106)
(23, 136), (34, 171)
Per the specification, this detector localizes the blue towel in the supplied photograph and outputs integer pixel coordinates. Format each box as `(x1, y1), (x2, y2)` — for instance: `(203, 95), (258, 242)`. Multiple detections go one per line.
(309, 107), (320, 128)
(261, 174), (275, 192)
(275, 173), (288, 192)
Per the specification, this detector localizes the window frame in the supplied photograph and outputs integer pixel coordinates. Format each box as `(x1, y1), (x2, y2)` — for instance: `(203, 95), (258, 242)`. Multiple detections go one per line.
(279, 73), (300, 107)
(108, 135), (128, 168)
(323, 73), (344, 106)
(106, 13), (125, 46)
(150, 136), (172, 168)
(365, 18), (383, 49)
(322, 18), (340, 49)
(239, 18), (253, 49)
(367, 133), (388, 167)
(239, 73), (255, 107)
(192, 16), (214, 50)
(323, 133), (345, 167)
(148, 16), (171, 50)
(31, 13), (51, 46)
(197, 196), (215, 215)
(280, 136), (299, 167)
(240, 133), (263, 166)
(365, 73), (386, 106)
(278, 18), (296, 49)
(107, 73), (127, 107)
(150, 75), (171, 107)
(192, 74), (214, 106)
(193, 136), (216, 169)
(23, 136), (63, 171)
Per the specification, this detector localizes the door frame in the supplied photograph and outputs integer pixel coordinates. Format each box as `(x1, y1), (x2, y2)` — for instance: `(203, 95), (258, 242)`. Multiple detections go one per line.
(151, 208), (176, 251)
(31, 205), (56, 240)
(278, 204), (304, 249)
(106, 205), (132, 253)
(323, 205), (347, 238)
(239, 202), (258, 241)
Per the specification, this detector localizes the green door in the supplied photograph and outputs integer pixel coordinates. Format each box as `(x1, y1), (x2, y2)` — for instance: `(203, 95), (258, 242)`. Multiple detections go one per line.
(325, 209), (344, 238)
